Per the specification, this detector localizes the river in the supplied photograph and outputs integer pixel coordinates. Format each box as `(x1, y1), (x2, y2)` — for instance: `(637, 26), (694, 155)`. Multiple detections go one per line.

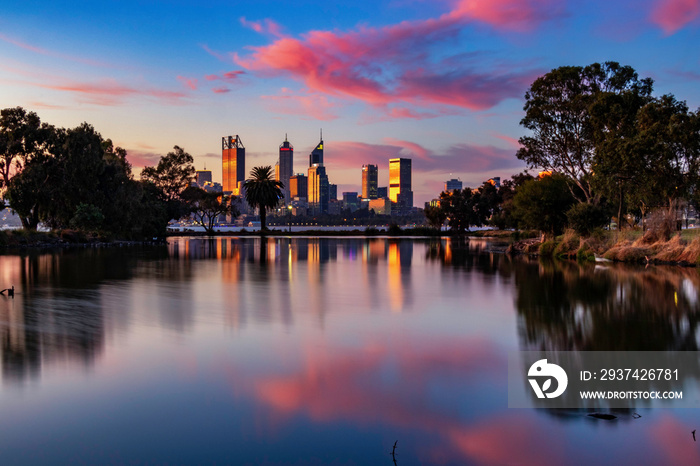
(0, 237), (697, 465)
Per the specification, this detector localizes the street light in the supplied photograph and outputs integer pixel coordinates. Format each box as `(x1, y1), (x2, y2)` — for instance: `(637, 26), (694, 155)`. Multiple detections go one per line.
(288, 204), (292, 233)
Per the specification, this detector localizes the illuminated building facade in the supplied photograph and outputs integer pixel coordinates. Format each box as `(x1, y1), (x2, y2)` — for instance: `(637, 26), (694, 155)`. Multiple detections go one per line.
(308, 164), (329, 215)
(389, 157), (413, 213)
(290, 174), (308, 200)
(277, 135), (294, 205)
(222, 135), (245, 195)
(362, 164), (378, 199)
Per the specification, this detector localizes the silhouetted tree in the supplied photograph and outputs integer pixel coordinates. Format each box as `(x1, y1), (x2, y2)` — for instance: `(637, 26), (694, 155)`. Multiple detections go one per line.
(512, 174), (575, 238)
(243, 166), (284, 232)
(182, 186), (239, 234)
(141, 145), (195, 220)
(518, 62), (653, 204)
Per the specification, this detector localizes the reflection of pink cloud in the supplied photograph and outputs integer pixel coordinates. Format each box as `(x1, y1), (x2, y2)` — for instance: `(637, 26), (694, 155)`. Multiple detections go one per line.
(255, 339), (504, 426)
(246, 338), (572, 464)
(651, 0), (700, 33)
(177, 75), (198, 90)
(648, 414), (700, 464)
(447, 414), (566, 465)
(234, 1), (549, 115)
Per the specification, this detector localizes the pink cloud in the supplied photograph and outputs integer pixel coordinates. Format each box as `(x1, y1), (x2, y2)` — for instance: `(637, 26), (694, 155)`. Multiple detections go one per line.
(177, 75), (198, 90)
(448, 0), (566, 32)
(233, 2), (551, 115)
(212, 87), (231, 94)
(329, 139), (520, 174)
(261, 89), (340, 120)
(126, 150), (162, 169)
(204, 71), (245, 82)
(200, 43), (228, 62)
(37, 78), (187, 106)
(240, 17), (284, 37)
(651, 0), (700, 33)
(0, 32), (109, 67)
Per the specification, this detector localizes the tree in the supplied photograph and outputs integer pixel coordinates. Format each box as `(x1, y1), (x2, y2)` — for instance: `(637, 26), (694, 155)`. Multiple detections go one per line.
(424, 204), (447, 230)
(636, 95), (700, 214)
(512, 174), (575, 238)
(181, 186), (239, 234)
(0, 107), (46, 189)
(439, 188), (487, 234)
(518, 62), (653, 204)
(243, 166), (284, 232)
(141, 145), (195, 220)
(491, 172), (534, 229)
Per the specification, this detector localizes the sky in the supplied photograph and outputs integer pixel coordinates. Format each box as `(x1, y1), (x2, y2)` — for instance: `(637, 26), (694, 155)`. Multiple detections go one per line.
(1, 0), (699, 206)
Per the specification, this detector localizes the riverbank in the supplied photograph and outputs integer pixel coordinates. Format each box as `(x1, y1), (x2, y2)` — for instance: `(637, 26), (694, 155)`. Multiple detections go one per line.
(0, 229), (163, 249)
(508, 229), (700, 266)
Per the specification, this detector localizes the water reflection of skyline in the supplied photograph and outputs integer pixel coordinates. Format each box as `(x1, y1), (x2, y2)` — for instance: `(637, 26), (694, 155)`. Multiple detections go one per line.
(0, 240), (699, 463)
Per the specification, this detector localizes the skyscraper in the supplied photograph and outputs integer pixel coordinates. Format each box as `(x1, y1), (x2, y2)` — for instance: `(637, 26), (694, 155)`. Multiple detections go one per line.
(389, 158), (413, 213)
(290, 174), (308, 200)
(196, 169), (212, 187)
(307, 131), (329, 214)
(308, 164), (329, 215)
(222, 135), (245, 195)
(277, 135), (294, 205)
(362, 164), (378, 199)
(445, 178), (462, 192)
(309, 130), (323, 166)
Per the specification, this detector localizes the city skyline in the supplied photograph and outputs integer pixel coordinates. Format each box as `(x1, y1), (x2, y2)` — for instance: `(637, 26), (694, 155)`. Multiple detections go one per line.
(1, 1), (699, 206)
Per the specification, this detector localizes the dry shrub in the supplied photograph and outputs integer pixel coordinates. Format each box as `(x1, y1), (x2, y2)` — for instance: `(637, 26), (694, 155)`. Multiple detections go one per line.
(653, 235), (686, 262)
(679, 237), (700, 264)
(581, 231), (614, 255)
(640, 207), (678, 244)
(604, 243), (653, 262)
(554, 229), (580, 257)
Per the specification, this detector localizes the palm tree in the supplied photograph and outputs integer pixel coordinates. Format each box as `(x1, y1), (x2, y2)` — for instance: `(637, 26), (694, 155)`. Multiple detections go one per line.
(243, 166), (284, 231)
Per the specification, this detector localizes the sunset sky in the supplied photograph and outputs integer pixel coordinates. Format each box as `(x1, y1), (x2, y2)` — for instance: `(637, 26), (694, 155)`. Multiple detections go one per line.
(1, 0), (699, 205)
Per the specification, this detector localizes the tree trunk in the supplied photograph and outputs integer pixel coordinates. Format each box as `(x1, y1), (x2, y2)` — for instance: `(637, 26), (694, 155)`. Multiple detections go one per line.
(617, 184), (623, 232)
(259, 206), (267, 231)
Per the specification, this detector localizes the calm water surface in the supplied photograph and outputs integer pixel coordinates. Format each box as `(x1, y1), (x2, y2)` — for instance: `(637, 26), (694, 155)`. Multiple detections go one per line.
(0, 237), (698, 465)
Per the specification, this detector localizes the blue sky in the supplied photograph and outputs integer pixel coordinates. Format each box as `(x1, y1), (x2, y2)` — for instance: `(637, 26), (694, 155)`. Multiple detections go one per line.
(1, 0), (699, 205)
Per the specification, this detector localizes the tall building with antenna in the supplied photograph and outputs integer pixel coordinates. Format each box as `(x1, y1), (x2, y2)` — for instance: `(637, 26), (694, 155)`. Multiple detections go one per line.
(277, 134), (294, 205)
(309, 129), (324, 166)
(222, 135), (245, 195)
(308, 130), (329, 215)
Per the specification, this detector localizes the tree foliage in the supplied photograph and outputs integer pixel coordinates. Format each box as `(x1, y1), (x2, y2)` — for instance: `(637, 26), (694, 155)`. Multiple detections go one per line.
(518, 62), (653, 204)
(512, 174), (575, 237)
(439, 188), (489, 233)
(243, 166), (284, 231)
(0, 107), (178, 238)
